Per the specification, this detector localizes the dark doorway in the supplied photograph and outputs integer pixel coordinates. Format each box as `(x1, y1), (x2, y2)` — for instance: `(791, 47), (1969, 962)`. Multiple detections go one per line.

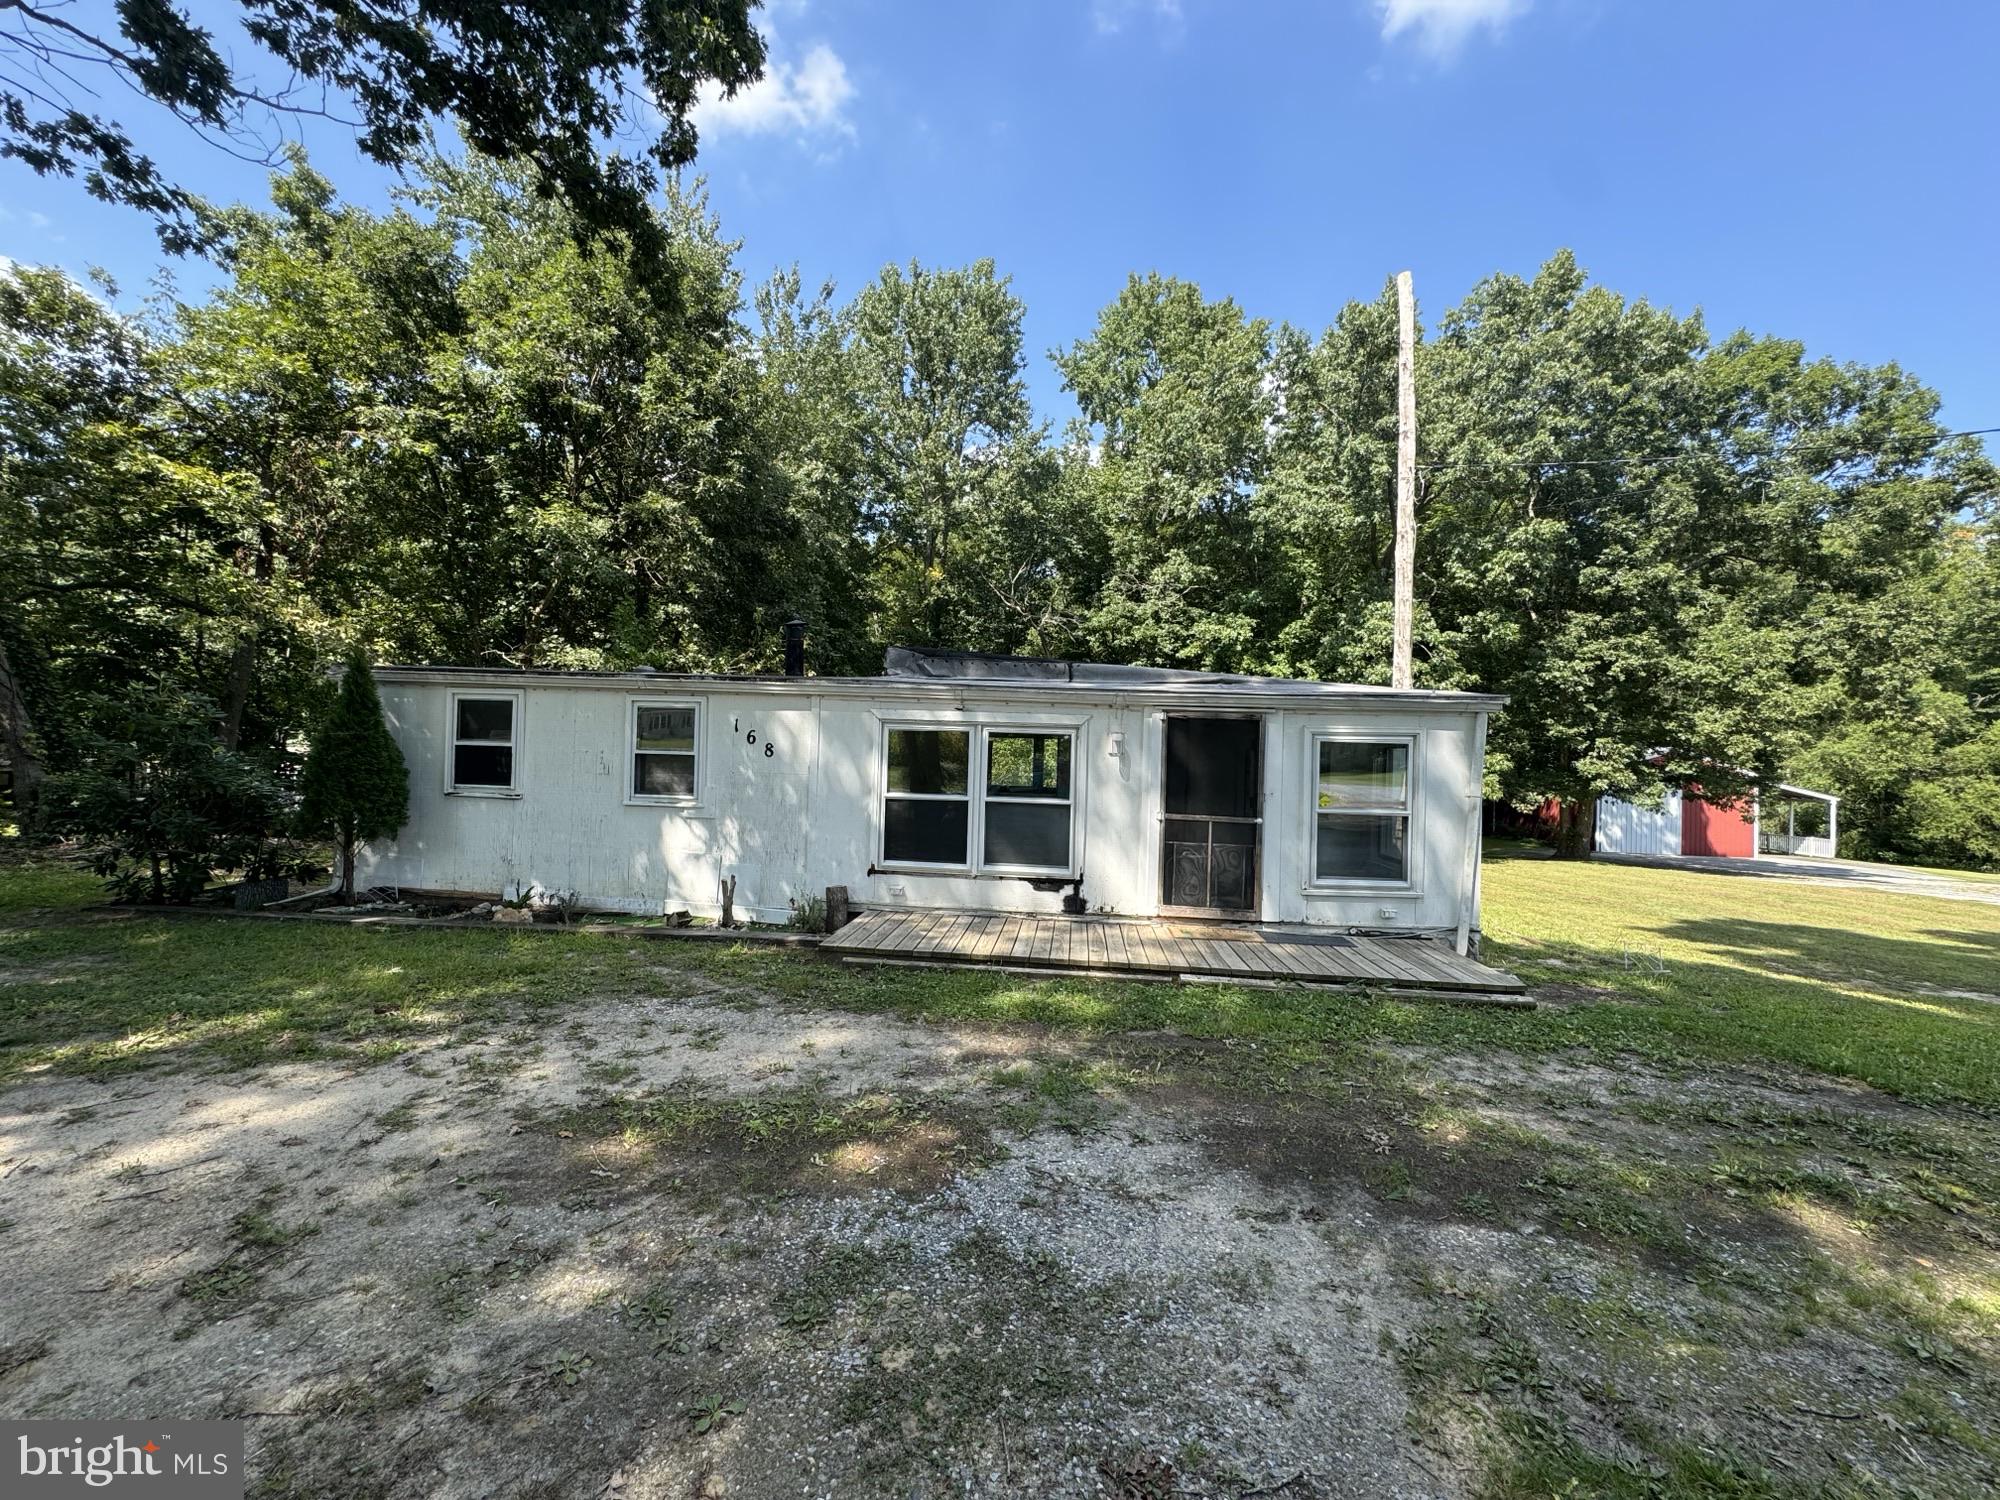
(1160, 716), (1262, 916)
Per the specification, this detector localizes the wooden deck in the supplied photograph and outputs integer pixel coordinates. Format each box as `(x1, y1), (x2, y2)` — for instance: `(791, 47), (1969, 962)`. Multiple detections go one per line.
(820, 909), (1526, 996)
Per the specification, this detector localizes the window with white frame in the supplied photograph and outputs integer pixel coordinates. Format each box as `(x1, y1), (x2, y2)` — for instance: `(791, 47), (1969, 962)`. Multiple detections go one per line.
(882, 728), (971, 866)
(630, 701), (699, 801)
(981, 731), (1074, 871)
(880, 725), (1078, 874)
(449, 693), (518, 791)
(1312, 736), (1412, 884)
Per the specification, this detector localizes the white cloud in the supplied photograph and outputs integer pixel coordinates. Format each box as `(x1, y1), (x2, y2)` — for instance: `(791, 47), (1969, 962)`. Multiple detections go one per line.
(693, 41), (855, 144)
(1091, 0), (1183, 37)
(1377, 0), (1529, 56)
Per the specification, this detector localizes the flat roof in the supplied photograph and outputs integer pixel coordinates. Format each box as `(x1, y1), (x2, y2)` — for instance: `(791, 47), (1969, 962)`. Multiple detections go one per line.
(371, 661), (1507, 714)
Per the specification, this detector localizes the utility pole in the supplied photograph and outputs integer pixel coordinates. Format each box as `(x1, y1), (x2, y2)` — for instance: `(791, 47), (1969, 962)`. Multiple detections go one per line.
(1392, 269), (1416, 690)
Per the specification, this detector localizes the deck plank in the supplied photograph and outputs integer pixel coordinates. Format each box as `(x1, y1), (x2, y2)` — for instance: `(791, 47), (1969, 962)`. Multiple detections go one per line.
(912, 913), (954, 955)
(825, 904), (1521, 993)
(894, 913), (937, 954)
(1258, 940), (1316, 979)
(1009, 917), (1036, 960)
(858, 912), (911, 954)
(1391, 940), (1464, 983)
(1355, 938), (1431, 985)
(973, 915), (1006, 959)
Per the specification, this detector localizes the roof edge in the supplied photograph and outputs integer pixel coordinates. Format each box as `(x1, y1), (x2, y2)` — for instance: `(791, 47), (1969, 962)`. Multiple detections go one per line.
(369, 664), (1508, 713)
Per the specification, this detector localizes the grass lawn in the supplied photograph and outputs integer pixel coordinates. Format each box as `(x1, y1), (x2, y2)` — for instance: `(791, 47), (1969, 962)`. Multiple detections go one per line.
(6, 844), (1994, 1109)
(2, 847), (1998, 1498)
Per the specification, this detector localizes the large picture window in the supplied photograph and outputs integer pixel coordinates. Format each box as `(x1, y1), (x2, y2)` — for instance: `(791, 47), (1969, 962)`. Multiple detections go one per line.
(883, 728), (971, 865)
(879, 725), (1080, 875)
(982, 732), (1073, 871)
(450, 693), (518, 792)
(1312, 737), (1412, 884)
(630, 702), (699, 801)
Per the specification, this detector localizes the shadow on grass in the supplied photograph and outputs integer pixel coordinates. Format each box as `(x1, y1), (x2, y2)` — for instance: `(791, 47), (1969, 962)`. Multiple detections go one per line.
(1654, 916), (2000, 987)
(0, 908), (659, 1082)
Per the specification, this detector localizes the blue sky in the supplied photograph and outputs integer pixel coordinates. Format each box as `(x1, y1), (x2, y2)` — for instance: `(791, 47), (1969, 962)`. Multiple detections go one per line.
(4, 0), (1997, 437)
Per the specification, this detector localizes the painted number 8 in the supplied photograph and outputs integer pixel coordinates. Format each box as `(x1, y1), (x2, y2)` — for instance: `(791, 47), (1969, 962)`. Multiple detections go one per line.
(745, 729), (776, 759)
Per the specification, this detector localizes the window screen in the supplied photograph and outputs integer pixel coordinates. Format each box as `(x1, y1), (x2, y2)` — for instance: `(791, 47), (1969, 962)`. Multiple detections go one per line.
(1315, 814), (1408, 882)
(632, 704), (697, 799)
(883, 729), (971, 865)
(451, 697), (515, 789)
(981, 732), (1072, 870)
(1313, 739), (1411, 882)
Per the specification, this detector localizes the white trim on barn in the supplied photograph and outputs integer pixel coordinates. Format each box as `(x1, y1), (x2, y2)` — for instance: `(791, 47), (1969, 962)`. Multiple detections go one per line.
(1595, 790), (1683, 857)
(360, 658), (1506, 943)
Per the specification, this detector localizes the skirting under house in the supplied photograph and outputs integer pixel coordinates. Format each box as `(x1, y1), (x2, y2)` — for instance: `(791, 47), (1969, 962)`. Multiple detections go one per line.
(361, 646), (1506, 951)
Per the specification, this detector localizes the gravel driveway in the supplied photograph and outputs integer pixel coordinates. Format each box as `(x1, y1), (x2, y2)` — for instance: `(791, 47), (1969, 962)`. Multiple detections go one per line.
(1595, 850), (2000, 905)
(2, 970), (1993, 1499)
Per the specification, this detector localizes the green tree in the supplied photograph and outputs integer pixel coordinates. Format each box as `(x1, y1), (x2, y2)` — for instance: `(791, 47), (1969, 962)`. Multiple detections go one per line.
(752, 268), (875, 673)
(1693, 332), (1998, 865)
(1260, 285), (1414, 683)
(848, 259), (1062, 653)
(1414, 252), (1745, 855)
(44, 685), (285, 903)
(1055, 274), (1275, 669)
(0, 0), (763, 278)
(0, 262), (249, 816)
(409, 157), (799, 669)
(299, 652), (409, 901)
(160, 154), (460, 747)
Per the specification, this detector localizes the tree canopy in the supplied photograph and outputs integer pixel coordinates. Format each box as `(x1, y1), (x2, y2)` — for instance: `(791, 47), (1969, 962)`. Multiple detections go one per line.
(0, 0), (763, 276)
(2, 155), (1995, 873)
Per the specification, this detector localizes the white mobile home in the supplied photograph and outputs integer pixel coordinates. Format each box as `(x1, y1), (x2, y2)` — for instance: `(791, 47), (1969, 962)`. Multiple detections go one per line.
(361, 649), (1505, 948)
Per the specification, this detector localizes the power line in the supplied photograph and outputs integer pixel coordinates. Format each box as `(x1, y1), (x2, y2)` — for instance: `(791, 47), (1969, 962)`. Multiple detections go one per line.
(1411, 425), (2000, 476)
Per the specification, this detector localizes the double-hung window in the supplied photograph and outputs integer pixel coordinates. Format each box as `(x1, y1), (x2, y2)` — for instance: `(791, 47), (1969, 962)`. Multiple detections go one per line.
(880, 725), (1077, 875)
(630, 701), (699, 802)
(883, 728), (972, 866)
(1312, 736), (1413, 885)
(981, 732), (1073, 871)
(449, 692), (519, 792)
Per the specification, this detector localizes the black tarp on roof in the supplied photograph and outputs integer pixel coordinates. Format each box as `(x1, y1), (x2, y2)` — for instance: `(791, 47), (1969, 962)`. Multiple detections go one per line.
(881, 645), (1288, 689)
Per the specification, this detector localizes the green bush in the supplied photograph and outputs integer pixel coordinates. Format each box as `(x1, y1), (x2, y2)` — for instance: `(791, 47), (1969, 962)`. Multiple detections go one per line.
(44, 684), (286, 903)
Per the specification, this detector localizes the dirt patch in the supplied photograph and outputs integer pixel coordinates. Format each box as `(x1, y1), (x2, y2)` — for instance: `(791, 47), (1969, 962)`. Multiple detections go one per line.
(2, 989), (1995, 1498)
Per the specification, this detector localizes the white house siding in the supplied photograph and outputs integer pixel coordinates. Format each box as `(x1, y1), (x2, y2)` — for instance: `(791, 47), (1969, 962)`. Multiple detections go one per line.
(1594, 793), (1683, 857)
(361, 671), (1497, 936)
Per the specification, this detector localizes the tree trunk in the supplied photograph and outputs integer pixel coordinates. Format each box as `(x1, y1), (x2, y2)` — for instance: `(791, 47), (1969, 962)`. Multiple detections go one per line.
(218, 635), (257, 750)
(218, 521), (275, 750)
(340, 829), (358, 903)
(1551, 797), (1597, 859)
(0, 634), (46, 820)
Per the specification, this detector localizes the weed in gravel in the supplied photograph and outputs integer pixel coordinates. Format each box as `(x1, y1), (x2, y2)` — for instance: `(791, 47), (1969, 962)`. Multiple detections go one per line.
(686, 1394), (745, 1433)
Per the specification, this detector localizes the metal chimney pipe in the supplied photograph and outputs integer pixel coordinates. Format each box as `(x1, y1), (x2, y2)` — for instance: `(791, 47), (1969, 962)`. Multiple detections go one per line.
(782, 617), (806, 677)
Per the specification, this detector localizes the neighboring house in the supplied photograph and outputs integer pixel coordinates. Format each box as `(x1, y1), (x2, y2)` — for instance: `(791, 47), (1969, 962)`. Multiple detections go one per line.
(361, 646), (1506, 948)
(1596, 782), (1839, 860)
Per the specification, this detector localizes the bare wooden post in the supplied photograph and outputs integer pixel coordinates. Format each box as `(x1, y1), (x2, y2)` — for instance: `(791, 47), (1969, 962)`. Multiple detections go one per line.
(824, 884), (850, 932)
(719, 873), (738, 929)
(1392, 269), (1417, 691)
